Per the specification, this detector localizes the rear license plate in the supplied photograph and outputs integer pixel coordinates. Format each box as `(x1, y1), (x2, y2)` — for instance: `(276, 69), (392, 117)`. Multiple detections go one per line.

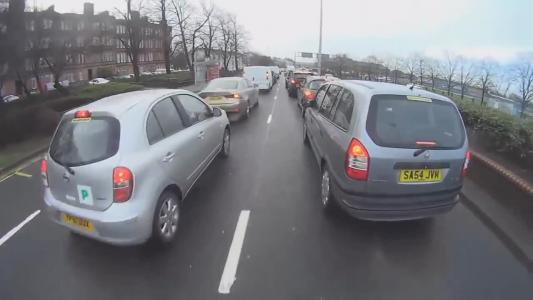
(62, 213), (94, 232)
(207, 96), (223, 100)
(399, 169), (442, 183)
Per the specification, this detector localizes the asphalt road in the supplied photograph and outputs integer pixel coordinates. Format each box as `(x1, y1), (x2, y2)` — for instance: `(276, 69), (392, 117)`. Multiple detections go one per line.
(1, 79), (533, 300)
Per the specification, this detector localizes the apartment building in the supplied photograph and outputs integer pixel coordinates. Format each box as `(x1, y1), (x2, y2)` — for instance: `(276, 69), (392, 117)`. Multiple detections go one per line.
(0, 3), (169, 96)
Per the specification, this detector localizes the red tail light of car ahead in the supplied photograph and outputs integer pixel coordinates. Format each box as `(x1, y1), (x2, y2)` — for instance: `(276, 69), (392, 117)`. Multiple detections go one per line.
(303, 89), (316, 101)
(462, 150), (471, 177)
(40, 159), (48, 187)
(113, 167), (134, 203)
(345, 139), (369, 181)
(225, 93), (241, 99)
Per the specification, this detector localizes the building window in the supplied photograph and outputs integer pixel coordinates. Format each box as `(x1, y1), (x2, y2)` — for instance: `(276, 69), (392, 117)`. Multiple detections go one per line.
(65, 54), (74, 63)
(78, 54), (86, 64)
(77, 21), (84, 31)
(43, 19), (53, 29)
(93, 22), (100, 30)
(116, 52), (129, 64)
(116, 25), (126, 34)
(76, 37), (84, 47)
(148, 52), (153, 62)
(26, 20), (34, 31)
(92, 37), (100, 46)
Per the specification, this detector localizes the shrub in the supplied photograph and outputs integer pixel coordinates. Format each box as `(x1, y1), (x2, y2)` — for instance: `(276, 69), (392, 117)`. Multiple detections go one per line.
(453, 97), (533, 165)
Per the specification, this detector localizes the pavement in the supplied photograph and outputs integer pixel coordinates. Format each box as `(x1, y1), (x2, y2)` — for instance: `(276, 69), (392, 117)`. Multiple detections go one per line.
(1, 80), (533, 299)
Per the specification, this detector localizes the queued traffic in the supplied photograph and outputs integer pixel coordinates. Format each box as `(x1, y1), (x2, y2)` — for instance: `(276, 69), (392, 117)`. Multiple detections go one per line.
(39, 66), (470, 247)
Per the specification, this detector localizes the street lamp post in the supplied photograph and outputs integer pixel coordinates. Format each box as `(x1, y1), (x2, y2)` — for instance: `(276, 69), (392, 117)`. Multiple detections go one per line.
(317, 0), (323, 76)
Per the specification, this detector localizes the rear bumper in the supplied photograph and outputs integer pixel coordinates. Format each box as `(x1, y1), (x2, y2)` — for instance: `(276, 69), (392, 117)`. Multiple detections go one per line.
(43, 188), (152, 246)
(330, 178), (460, 221)
(211, 102), (246, 122)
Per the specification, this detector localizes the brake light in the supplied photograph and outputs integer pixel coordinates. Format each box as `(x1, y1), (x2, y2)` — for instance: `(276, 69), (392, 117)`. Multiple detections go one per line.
(113, 167), (133, 202)
(227, 93), (240, 99)
(228, 107), (240, 113)
(416, 141), (437, 146)
(74, 110), (91, 119)
(40, 159), (48, 187)
(290, 79), (296, 85)
(461, 150), (471, 177)
(303, 89), (316, 101)
(345, 139), (369, 180)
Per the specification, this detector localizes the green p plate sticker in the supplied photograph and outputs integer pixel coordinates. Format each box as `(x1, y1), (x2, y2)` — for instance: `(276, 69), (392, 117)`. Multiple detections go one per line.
(407, 96), (432, 103)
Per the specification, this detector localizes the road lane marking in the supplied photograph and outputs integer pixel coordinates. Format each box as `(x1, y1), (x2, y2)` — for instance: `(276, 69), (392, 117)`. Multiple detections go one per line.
(218, 210), (250, 294)
(267, 114), (272, 124)
(0, 173), (15, 183)
(274, 96), (278, 100)
(14, 171), (32, 178)
(0, 210), (40, 247)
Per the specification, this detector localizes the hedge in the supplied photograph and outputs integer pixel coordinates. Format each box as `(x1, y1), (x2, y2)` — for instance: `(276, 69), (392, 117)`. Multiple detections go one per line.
(452, 97), (533, 165)
(0, 82), (143, 148)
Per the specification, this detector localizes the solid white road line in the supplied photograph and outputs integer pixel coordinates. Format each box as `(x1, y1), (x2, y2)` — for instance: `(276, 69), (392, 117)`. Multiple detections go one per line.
(267, 114), (272, 124)
(218, 210), (251, 294)
(0, 210), (40, 247)
(274, 96), (278, 100)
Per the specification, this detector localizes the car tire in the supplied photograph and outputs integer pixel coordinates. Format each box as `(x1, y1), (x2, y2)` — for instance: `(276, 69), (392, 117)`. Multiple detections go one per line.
(321, 166), (336, 212)
(220, 128), (230, 158)
(303, 122), (310, 145)
(151, 191), (180, 245)
(243, 105), (250, 119)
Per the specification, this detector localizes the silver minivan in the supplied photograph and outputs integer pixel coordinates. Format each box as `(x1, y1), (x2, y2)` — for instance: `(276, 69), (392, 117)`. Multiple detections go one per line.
(303, 81), (470, 221)
(42, 89), (230, 245)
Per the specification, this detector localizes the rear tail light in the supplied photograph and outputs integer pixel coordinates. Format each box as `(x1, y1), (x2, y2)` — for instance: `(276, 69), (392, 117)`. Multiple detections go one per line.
(226, 93), (240, 99)
(113, 167), (134, 202)
(461, 150), (471, 177)
(228, 107), (240, 113)
(303, 89), (316, 101)
(290, 79), (296, 85)
(74, 110), (91, 119)
(345, 139), (369, 180)
(40, 159), (48, 187)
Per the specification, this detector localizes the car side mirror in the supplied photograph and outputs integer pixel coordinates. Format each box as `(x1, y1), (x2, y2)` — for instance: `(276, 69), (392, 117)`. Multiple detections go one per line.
(212, 107), (222, 117)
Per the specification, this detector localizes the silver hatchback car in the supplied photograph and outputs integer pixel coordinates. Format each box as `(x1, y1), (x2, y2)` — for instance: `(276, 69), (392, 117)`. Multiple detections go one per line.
(42, 89), (230, 245)
(303, 81), (469, 221)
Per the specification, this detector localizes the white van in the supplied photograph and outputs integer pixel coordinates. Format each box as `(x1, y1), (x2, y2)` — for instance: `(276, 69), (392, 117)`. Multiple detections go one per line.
(243, 66), (273, 92)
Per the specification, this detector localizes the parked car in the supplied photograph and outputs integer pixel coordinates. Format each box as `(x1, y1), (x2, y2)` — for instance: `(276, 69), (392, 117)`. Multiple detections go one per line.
(198, 77), (259, 122)
(287, 70), (314, 98)
(42, 89), (231, 246)
(297, 76), (328, 113)
(243, 66), (273, 92)
(89, 78), (110, 85)
(2, 95), (20, 103)
(302, 81), (469, 221)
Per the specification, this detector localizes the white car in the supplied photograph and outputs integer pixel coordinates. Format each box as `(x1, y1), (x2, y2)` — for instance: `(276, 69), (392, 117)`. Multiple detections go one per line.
(2, 95), (20, 103)
(89, 78), (110, 85)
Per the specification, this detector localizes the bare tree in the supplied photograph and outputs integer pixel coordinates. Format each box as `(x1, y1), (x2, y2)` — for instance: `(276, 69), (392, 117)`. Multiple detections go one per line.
(150, 0), (172, 73)
(426, 58), (440, 91)
(116, 0), (143, 82)
(478, 60), (496, 106)
(229, 15), (247, 71)
(216, 12), (233, 71)
(6, 0), (30, 95)
(43, 15), (69, 94)
(457, 56), (475, 100)
(403, 54), (417, 83)
(170, 0), (213, 73)
(514, 55), (533, 118)
(417, 55), (425, 85)
(199, 6), (218, 58)
(443, 52), (458, 96)
(26, 12), (47, 94)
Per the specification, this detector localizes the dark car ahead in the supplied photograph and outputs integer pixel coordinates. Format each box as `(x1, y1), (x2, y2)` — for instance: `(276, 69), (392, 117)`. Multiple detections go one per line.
(286, 70), (314, 98)
(297, 76), (328, 112)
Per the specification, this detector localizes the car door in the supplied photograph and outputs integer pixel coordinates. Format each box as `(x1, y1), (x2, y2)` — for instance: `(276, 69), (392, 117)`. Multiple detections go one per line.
(320, 87), (356, 178)
(315, 84), (343, 163)
(306, 84), (329, 161)
(175, 94), (222, 189)
(238, 79), (252, 106)
(244, 79), (258, 106)
(146, 97), (192, 187)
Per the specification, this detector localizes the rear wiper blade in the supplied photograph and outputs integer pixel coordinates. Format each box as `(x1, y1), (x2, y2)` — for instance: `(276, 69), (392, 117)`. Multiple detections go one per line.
(413, 148), (428, 157)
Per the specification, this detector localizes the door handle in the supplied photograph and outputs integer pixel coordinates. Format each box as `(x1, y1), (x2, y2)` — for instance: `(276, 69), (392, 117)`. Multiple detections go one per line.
(197, 131), (205, 139)
(162, 152), (175, 162)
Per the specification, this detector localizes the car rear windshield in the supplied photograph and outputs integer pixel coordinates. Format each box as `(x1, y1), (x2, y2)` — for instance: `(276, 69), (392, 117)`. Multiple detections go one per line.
(206, 79), (238, 90)
(50, 116), (120, 166)
(307, 79), (325, 90)
(366, 95), (465, 149)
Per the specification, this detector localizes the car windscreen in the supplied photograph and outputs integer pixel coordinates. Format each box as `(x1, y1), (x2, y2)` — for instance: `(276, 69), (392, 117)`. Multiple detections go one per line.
(366, 95), (465, 149)
(307, 79), (325, 90)
(50, 116), (120, 166)
(206, 79), (239, 90)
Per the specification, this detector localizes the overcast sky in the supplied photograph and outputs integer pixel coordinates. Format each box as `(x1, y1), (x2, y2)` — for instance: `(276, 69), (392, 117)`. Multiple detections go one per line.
(32, 0), (533, 63)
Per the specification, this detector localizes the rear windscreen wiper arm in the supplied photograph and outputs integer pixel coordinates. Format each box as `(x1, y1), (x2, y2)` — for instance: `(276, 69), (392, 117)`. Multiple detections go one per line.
(64, 164), (75, 175)
(413, 148), (428, 157)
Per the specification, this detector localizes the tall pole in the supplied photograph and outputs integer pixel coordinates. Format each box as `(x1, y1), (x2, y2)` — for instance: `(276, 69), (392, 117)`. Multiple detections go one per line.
(317, 0), (323, 75)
